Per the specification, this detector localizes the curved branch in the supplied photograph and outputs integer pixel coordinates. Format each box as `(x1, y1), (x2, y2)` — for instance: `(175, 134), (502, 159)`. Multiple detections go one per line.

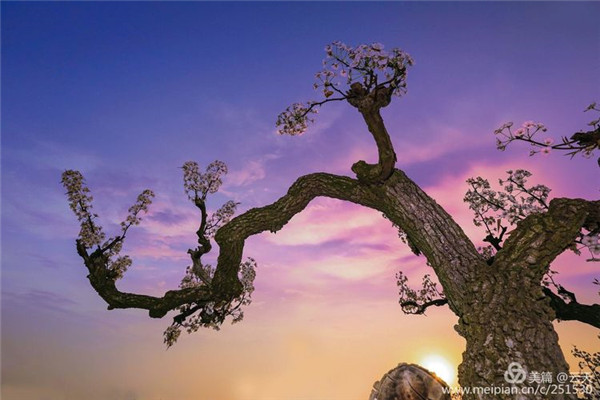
(76, 173), (382, 318)
(543, 287), (600, 328)
(211, 168), (487, 317)
(400, 298), (449, 315)
(346, 84), (397, 183)
(494, 198), (600, 279)
(211, 173), (381, 298)
(77, 240), (211, 318)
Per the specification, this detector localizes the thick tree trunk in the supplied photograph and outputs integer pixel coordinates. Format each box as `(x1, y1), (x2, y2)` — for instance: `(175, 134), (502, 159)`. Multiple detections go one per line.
(75, 152), (595, 400)
(456, 271), (573, 399)
(376, 171), (580, 399)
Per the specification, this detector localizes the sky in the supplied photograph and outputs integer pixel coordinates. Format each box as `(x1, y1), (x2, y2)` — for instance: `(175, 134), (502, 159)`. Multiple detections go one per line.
(1, 2), (599, 399)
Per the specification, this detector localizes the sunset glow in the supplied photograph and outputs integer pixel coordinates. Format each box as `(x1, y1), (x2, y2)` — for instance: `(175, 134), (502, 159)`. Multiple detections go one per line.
(2, 2), (599, 399)
(420, 354), (457, 386)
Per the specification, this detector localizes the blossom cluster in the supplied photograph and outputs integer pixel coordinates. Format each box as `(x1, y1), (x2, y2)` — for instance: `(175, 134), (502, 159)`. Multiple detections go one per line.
(106, 254), (133, 280)
(276, 41), (413, 136)
(121, 190), (155, 229)
(464, 170), (552, 262)
(164, 257), (258, 347)
(318, 41), (413, 97)
(465, 170), (600, 262)
(582, 234), (600, 258)
(61, 170), (106, 248)
(396, 271), (445, 314)
(494, 103), (599, 161)
(494, 121), (549, 154)
(182, 160), (228, 201)
(180, 262), (215, 289)
(205, 200), (239, 238)
(571, 335), (600, 398)
(465, 170), (550, 230)
(62, 170), (154, 280)
(104, 190), (154, 278)
(275, 102), (318, 136)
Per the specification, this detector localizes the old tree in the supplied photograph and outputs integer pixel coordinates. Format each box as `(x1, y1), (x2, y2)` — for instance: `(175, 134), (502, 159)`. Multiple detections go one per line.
(62, 43), (599, 398)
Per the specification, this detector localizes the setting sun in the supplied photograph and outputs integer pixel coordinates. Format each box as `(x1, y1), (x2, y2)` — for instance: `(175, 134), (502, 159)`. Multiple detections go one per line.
(420, 354), (457, 386)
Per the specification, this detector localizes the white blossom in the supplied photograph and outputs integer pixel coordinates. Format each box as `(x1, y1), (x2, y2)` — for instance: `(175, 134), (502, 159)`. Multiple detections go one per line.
(582, 234), (599, 247)
(61, 170), (106, 248)
(514, 128), (526, 137)
(62, 170), (153, 280)
(277, 42), (414, 136)
(166, 257), (258, 346)
(582, 234), (600, 258)
(182, 160), (228, 200)
(206, 200), (239, 238)
(464, 170), (550, 239)
(276, 102), (317, 136)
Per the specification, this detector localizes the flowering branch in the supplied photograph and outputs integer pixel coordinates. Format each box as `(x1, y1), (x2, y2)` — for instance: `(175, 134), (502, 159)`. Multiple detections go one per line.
(462, 168), (600, 329)
(494, 102), (600, 166)
(165, 161), (251, 346)
(62, 162), (258, 347)
(464, 169), (552, 262)
(571, 335), (600, 400)
(62, 170), (155, 279)
(396, 271), (447, 315)
(276, 41), (414, 183)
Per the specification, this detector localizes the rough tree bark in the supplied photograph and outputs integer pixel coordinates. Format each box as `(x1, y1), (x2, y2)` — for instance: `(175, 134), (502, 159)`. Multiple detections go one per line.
(72, 81), (599, 399)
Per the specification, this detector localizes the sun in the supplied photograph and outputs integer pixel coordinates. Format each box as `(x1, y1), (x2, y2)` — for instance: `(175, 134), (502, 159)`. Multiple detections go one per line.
(419, 354), (456, 385)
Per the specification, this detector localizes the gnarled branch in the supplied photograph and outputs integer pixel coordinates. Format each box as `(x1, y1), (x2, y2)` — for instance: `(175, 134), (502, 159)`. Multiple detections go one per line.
(211, 172), (382, 298)
(75, 173), (383, 318)
(494, 198), (600, 280)
(400, 298), (449, 315)
(396, 284), (600, 328)
(77, 240), (211, 318)
(348, 84), (397, 183)
(543, 287), (600, 328)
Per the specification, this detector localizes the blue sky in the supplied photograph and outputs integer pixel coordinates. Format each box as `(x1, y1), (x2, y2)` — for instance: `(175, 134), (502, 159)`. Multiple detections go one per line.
(2, 2), (599, 399)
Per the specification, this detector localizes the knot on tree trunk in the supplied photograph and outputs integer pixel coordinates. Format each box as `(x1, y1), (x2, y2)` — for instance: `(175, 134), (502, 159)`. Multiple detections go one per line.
(346, 83), (393, 112)
(351, 160), (389, 184)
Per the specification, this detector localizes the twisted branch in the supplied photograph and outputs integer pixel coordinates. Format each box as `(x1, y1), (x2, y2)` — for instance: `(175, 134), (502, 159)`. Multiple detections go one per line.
(76, 173), (382, 318)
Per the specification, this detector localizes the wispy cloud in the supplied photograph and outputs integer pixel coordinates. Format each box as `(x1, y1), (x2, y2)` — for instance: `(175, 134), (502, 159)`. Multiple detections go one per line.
(226, 159), (267, 187)
(265, 199), (388, 246)
(396, 125), (489, 166)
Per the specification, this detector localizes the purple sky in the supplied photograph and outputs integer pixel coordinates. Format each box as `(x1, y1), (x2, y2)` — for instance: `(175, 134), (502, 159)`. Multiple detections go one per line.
(2, 2), (599, 399)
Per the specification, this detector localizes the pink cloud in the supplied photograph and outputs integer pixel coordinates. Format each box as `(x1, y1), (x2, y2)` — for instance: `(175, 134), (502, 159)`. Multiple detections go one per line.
(396, 125), (489, 166)
(265, 198), (399, 246)
(225, 160), (267, 187)
(127, 239), (190, 261)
